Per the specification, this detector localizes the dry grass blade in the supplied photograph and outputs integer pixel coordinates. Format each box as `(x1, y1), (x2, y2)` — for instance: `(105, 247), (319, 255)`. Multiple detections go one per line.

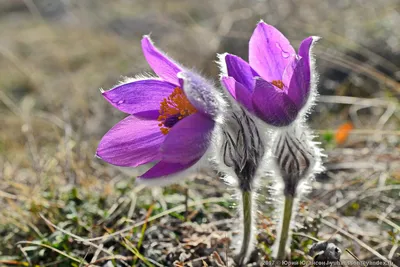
(318, 96), (398, 107)
(211, 251), (226, 267)
(374, 214), (400, 232)
(87, 197), (228, 242)
(84, 255), (132, 267)
(39, 214), (120, 259)
(319, 51), (400, 93)
(321, 218), (395, 265)
(122, 237), (155, 267)
(17, 241), (86, 264)
(345, 249), (366, 267)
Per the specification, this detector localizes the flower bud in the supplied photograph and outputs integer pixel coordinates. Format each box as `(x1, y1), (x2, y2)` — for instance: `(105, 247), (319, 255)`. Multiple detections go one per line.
(272, 123), (321, 196)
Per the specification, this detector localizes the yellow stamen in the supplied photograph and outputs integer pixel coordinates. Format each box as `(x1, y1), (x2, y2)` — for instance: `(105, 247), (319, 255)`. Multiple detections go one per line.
(272, 80), (285, 89)
(158, 87), (197, 135)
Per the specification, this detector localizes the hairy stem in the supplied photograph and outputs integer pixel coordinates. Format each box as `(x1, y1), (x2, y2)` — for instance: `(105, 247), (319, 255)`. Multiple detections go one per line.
(276, 195), (294, 260)
(236, 190), (253, 266)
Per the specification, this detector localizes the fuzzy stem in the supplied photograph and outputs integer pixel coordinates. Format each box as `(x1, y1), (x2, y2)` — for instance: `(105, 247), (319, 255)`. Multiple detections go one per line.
(236, 190), (253, 266)
(276, 195), (294, 260)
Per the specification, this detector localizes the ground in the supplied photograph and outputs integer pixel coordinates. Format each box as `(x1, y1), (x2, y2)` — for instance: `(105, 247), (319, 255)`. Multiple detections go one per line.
(0, 0), (399, 266)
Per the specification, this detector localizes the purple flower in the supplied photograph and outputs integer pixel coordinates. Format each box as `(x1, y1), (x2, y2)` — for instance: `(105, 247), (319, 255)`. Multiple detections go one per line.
(97, 36), (223, 184)
(220, 21), (319, 126)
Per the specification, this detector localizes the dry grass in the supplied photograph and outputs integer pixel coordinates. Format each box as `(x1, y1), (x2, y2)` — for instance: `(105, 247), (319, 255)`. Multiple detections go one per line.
(0, 0), (399, 266)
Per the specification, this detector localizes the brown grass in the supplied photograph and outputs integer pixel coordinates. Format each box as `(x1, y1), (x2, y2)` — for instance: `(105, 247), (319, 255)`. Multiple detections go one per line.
(0, 0), (399, 266)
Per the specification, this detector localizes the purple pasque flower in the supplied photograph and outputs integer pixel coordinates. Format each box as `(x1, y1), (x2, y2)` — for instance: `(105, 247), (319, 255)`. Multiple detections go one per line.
(97, 36), (224, 184)
(220, 21), (319, 127)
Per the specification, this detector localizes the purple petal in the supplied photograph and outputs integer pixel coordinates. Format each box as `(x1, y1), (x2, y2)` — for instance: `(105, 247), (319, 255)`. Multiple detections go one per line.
(225, 54), (255, 91)
(141, 36), (182, 85)
(298, 36), (316, 65)
(140, 160), (197, 179)
(282, 56), (298, 90)
(133, 110), (160, 120)
(178, 71), (221, 118)
(252, 79), (298, 126)
(103, 79), (176, 116)
(221, 76), (254, 112)
(287, 58), (309, 109)
(298, 36), (318, 89)
(97, 116), (164, 167)
(249, 21), (295, 82)
(287, 36), (317, 109)
(161, 113), (214, 164)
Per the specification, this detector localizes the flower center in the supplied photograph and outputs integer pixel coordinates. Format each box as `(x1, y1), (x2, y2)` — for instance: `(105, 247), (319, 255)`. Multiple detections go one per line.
(158, 87), (197, 135)
(272, 80), (284, 89)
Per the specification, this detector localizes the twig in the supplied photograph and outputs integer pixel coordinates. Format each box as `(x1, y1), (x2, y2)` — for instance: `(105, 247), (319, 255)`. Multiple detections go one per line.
(345, 249), (366, 267)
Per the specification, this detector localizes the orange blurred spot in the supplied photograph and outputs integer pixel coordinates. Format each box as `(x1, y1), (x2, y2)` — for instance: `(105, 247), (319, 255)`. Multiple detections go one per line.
(335, 122), (354, 144)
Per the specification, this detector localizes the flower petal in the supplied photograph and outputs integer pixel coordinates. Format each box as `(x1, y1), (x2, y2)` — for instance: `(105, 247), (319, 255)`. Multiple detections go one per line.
(252, 79), (298, 126)
(97, 116), (164, 167)
(282, 56), (298, 90)
(221, 76), (254, 112)
(249, 21), (295, 82)
(287, 58), (309, 109)
(298, 36), (317, 65)
(141, 36), (182, 84)
(161, 113), (214, 164)
(178, 71), (222, 118)
(133, 110), (160, 120)
(298, 37), (319, 87)
(287, 36), (318, 109)
(225, 54), (255, 91)
(102, 79), (176, 115)
(139, 160), (197, 179)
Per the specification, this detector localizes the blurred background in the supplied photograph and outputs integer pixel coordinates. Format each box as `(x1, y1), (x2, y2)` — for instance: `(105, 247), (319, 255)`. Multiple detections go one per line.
(0, 0), (399, 266)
